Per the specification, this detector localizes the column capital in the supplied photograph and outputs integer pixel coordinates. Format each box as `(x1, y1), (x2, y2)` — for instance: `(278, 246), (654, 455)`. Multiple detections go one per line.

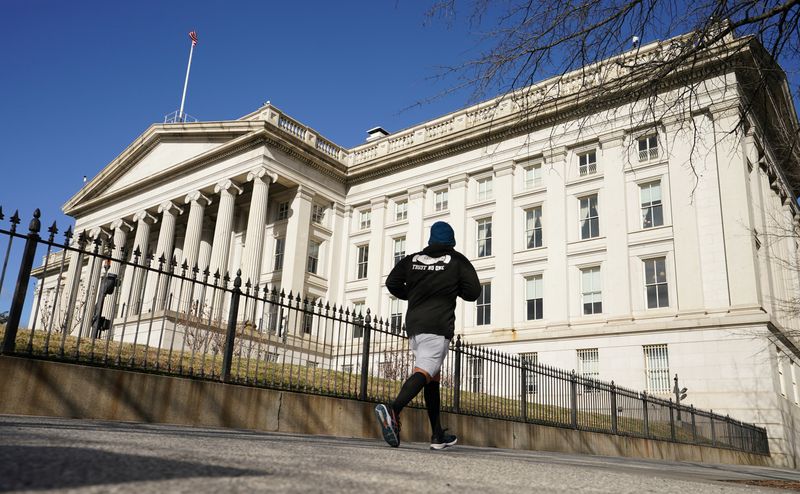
(89, 226), (110, 239)
(158, 201), (184, 216)
(448, 173), (469, 187)
(185, 191), (212, 207)
(408, 185), (426, 199)
(132, 210), (157, 224)
(370, 196), (388, 209)
(214, 179), (243, 195)
(493, 161), (515, 177)
(247, 165), (278, 184)
(543, 146), (567, 163)
(110, 219), (134, 233)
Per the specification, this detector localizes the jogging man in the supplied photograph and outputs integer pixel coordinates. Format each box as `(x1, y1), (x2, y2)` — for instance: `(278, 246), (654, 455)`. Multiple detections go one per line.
(375, 221), (481, 450)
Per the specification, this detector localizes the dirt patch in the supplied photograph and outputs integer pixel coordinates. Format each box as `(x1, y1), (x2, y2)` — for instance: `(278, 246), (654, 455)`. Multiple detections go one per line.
(725, 480), (800, 491)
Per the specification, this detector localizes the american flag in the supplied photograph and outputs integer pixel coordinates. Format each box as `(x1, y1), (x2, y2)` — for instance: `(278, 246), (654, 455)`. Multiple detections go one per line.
(189, 31), (198, 46)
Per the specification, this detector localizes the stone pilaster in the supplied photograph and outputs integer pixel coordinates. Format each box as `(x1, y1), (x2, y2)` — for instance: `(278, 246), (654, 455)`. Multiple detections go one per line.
(281, 185), (315, 297)
(492, 162), (514, 330)
(406, 185), (426, 251)
(366, 196), (387, 311)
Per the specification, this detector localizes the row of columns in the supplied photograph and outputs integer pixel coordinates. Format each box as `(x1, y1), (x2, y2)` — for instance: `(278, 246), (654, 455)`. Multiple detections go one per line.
(60, 166), (285, 333)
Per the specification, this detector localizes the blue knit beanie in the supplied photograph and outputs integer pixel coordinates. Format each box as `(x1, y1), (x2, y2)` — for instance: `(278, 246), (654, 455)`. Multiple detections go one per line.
(429, 221), (456, 247)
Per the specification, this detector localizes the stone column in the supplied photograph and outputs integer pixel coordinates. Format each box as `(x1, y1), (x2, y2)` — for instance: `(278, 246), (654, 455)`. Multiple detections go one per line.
(103, 219), (133, 324)
(122, 211), (157, 317)
(144, 201), (183, 312)
(492, 162), (514, 330)
(447, 175), (468, 248)
(327, 202), (347, 304)
(241, 166), (277, 286)
(543, 147), (569, 326)
(182, 191), (212, 270)
(406, 185), (426, 251)
(209, 180), (243, 280)
(599, 131), (630, 317)
(197, 227), (213, 273)
(366, 196), (387, 312)
(281, 185), (315, 296)
(79, 228), (109, 337)
(60, 230), (87, 333)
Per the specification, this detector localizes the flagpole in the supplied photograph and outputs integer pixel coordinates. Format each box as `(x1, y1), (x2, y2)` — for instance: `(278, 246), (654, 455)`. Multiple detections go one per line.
(178, 37), (196, 123)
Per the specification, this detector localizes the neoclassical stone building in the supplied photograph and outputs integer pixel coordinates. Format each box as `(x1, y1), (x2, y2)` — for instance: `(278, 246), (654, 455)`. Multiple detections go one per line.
(33, 32), (800, 465)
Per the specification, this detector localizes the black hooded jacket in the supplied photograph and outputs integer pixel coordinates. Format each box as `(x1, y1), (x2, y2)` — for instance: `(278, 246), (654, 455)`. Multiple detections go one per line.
(385, 244), (481, 339)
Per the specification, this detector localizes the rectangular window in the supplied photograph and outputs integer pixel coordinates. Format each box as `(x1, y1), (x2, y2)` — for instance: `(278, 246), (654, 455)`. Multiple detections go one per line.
(644, 344), (670, 394)
(359, 209), (371, 230)
(468, 355), (484, 393)
(579, 194), (600, 239)
(521, 352), (538, 394)
(524, 163), (543, 189)
(792, 361), (799, 406)
(477, 283), (491, 325)
(581, 267), (602, 315)
(640, 181), (664, 229)
(638, 135), (658, 161)
(395, 201), (408, 221)
(390, 297), (403, 334)
(577, 348), (599, 392)
(311, 204), (325, 224)
(525, 207), (543, 249)
(778, 348), (787, 398)
(277, 201), (289, 221)
(644, 257), (669, 309)
(357, 245), (369, 279)
(525, 275), (544, 320)
(267, 293), (283, 335)
(307, 240), (320, 274)
(393, 237), (406, 265)
(352, 301), (365, 338)
(477, 176), (493, 201)
(579, 151), (597, 176)
(434, 189), (449, 212)
(274, 237), (285, 271)
(477, 218), (492, 257)
(302, 297), (315, 334)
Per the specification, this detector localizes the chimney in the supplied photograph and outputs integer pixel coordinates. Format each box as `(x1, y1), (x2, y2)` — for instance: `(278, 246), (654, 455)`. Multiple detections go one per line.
(366, 127), (390, 142)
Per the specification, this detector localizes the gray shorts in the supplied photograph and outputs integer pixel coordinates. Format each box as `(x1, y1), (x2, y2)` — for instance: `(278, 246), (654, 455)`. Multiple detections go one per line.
(410, 334), (450, 377)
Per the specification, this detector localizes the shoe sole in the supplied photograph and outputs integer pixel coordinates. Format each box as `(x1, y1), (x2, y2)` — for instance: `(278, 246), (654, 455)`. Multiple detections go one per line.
(374, 405), (400, 448)
(430, 438), (457, 450)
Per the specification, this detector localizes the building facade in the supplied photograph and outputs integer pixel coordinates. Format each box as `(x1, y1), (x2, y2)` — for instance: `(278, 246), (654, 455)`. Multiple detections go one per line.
(33, 33), (800, 466)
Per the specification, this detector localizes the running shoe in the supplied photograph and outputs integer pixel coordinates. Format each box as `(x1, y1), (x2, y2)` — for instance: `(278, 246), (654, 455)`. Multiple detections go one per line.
(430, 428), (457, 450)
(374, 404), (401, 448)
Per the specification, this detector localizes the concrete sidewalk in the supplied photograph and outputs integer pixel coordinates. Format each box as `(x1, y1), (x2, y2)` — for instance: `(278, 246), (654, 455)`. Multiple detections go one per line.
(0, 415), (797, 493)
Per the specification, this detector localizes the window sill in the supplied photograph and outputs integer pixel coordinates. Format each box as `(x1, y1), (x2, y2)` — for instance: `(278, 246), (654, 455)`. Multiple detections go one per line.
(424, 210), (449, 220)
(566, 172), (604, 187)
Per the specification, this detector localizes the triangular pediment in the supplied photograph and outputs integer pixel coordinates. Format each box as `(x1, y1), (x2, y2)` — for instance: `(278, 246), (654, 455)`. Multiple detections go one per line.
(64, 121), (266, 216)
(102, 139), (226, 196)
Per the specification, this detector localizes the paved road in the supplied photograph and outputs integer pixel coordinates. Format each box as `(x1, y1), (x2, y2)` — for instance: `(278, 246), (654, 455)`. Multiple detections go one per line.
(1, 415), (798, 493)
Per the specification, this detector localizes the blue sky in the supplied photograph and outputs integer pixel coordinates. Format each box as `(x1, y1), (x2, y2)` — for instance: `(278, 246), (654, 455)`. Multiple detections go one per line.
(1, 1), (799, 315)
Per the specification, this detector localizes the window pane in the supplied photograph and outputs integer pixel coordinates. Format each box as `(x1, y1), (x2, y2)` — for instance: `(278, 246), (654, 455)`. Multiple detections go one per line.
(652, 205), (663, 227)
(645, 260), (655, 284)
(647, 285), (658, 308)
(650, 183), (661, 202)
(657, 284), (669, 307)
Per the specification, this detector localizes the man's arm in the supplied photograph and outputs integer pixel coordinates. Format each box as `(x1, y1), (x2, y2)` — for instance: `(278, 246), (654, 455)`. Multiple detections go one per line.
(386, 256), (410, 300)
(458, 257), (481, 302)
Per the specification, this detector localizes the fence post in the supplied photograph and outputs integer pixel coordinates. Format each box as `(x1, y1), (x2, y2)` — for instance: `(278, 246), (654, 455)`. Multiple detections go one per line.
(221, 270), (242, 382)
(453, 335), (462, 413)
(358, 309), (372, 401)
(570, 370), (578, 429)
(520, 355), (528, 421)
(690, 405), (697, 443)
(710, 410), (716, 447)
(642, 392), (650, 437)
(610, 381), (618, 434)
(1, 209), (40, 354)
(669, 398), (676, 441)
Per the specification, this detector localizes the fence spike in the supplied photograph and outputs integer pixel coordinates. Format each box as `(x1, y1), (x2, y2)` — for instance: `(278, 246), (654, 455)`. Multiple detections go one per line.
(233, 270), (242, 289)
(47, 221), (58, 240)
(0, 205), (3, 220)
(10, 210), (20, 232)
(63, 225), (73, 243)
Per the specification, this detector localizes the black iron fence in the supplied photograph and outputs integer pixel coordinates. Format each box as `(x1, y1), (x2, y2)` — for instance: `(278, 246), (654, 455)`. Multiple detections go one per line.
(0, 208), (769, 455)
